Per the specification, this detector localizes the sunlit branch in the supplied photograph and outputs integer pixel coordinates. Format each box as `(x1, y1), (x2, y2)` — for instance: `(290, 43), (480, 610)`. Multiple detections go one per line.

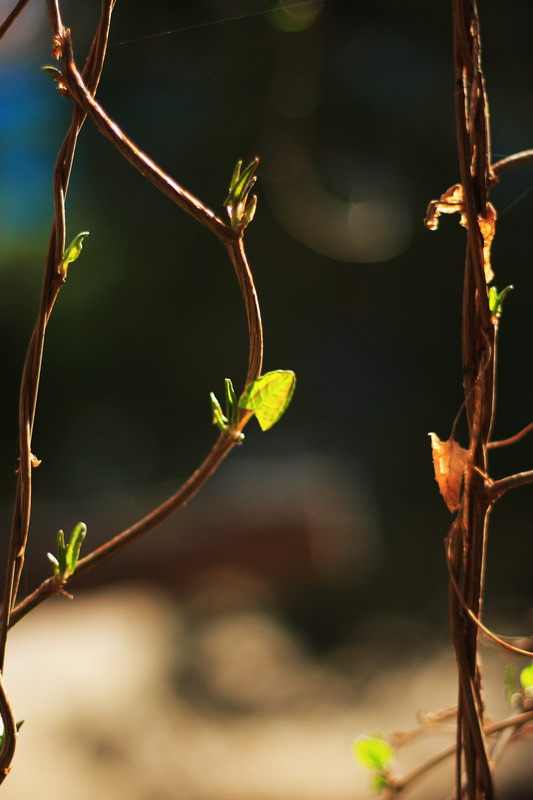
(492, 150), (533, 177)
(487, 422), (533, 449)
(488, 470), (533, 502)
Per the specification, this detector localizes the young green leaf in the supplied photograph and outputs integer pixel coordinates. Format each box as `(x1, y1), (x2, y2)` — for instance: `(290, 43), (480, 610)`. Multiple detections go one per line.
(46, 530), (66, 578)
(41, 65), (61, 81)
(210, 392), (228, 432)
(488, 284), (514, 317)
(60, 231), (90, 278)
(224, 158), (259, 230)
(239, 370), (296, 431)
(353, 736), (396, 771)
(224, 378), (239, 428)
(47, 524), (86, 580)
(210, 385), (245, 441)
(520, 661), (533, 690)
(65, 522), (87, 577)
(46, 552), (60, 577)
(241, 193), (257, 228)
(228, 160), (243, 195)
(57, 529), (67, 575)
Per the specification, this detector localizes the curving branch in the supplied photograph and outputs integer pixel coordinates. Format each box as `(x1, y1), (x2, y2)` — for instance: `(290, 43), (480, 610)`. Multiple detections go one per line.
(0, 0), (118, 662)
(487, 421), (533, 449)
(488, 469), (533, 502)
(60, 31), (228, 242)
(492, 149), (533, 177)
(11, 432), (238, 627)
(0, 1), (119, 781)
(59, 29), (263, 385)
(8, 26), (266, 638)
(0, 0), (279, 785)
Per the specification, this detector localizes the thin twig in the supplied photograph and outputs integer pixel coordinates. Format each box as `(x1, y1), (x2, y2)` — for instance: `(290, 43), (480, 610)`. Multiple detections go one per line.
(0, 674), (15, 785)
(492, 150), (533, 177)
(0, 0), (117, 777)
(61, 31), (229, 243)
(59, 27), (263, 385)
(11, 432), (239, 626)
(0, 0), (31, 40)
(488, 469), (533, 501)
(9, 9), (265, 636)
(445, 538), (533, 658)
(0, 0), (118, 669)
(393, 710), (533, 795)
(487, 422), (533, 449)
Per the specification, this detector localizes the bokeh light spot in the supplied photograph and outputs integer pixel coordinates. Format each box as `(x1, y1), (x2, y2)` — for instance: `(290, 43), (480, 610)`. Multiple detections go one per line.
(268, 0), (323, 33)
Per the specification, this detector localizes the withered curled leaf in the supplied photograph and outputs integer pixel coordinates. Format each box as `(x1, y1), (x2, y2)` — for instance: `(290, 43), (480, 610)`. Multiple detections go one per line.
(477, 202), (496, 284)
(428, 432), (468, 512)
(424, 184), (467, 231)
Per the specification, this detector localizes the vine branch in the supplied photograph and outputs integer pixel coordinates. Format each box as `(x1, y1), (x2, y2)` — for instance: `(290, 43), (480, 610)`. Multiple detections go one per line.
(0, 0), (31, 40)
(392, 710), (533, 796)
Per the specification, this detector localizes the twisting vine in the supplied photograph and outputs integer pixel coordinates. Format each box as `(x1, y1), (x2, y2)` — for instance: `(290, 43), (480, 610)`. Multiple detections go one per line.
(355, 2), (533, 798)
(0, 0), (295, 781)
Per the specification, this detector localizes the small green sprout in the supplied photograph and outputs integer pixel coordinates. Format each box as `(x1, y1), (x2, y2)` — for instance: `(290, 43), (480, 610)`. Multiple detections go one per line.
(224, 158), (259, 231)
(59, 231), (90, 279)
(47, 522), (87, 580)
(353, 736), (396, 792)
(224, 377), (239, 428)
(210, 378), (244, 441)
(238, 370), (296, 431)
(41, 65), (62, 81)
(210, 392), (228, 432)
(520, 661), (533, 698)
(488, 284), (514, 318)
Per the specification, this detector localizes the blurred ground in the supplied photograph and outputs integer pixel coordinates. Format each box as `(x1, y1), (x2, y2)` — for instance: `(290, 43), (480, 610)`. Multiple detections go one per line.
(1, 584), (531, 800)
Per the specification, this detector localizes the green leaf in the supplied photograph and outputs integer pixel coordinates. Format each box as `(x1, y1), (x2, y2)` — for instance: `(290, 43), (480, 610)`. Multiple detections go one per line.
(228, 160), (243, 194)
(353, 737), (395, 771)
(41, 65), (61, 81)
(242, 194), (257, 227)
(488, 284), (514, 317)
(238, 370), (296, 431)
(224, 158), (259, 230)
(46, 552), (60, 577)
(210, 392), (228, 432)
(57, 529), (67, 575)
(520, 661), (533, 690)
(48, 524), (86, 579)
(224, 378), (239, 428)
(65, 522), (87, 576)
(60, 231), (90, 278)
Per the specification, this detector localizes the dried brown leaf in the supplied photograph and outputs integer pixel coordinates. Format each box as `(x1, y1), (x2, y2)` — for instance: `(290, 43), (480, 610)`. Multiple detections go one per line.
(429, 433), (468, 512)
(424, 184), (467, 231)
(477, 202), (496, 284)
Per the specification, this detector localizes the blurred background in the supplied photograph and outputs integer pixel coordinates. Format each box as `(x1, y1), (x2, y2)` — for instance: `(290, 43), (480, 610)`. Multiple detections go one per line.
(1, 0), (533, 797)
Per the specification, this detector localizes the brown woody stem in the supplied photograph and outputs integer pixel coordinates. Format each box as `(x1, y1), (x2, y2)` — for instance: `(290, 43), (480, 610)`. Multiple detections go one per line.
(0, 0), (31, 40)
(492, 150), (533, 177)
(488, 469), (533, 501)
